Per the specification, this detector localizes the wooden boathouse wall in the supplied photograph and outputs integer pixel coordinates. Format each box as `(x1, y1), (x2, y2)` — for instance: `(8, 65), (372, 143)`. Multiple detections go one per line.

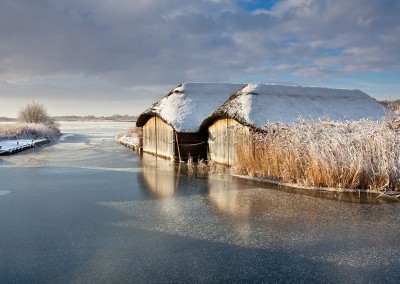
(208, 118), (250, 166)
(142, 116), (175, 159)
(142, 116), (208, 161)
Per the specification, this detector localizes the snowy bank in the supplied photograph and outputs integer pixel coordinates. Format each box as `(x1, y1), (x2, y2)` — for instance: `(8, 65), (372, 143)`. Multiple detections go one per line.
(0, 139), (49, 155)
(0, 122), (60, 141)
(0, 122), (60, 155)
(115, 125), (142, 151)
(116, 135), (140, 151)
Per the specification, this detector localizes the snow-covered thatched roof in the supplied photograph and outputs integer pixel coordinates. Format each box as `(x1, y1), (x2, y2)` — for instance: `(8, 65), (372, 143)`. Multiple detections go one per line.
(201, 83), (387, 129)
(136, 82), (246, 132)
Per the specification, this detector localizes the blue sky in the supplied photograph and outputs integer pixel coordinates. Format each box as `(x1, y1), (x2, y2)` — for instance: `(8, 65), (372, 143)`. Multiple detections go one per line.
(0, 0), (399, 117)
(239, 0), (277, 11)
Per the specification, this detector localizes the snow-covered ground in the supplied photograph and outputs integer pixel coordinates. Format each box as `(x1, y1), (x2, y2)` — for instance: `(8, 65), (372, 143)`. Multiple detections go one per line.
(116, 135), (140, 150)
(118, 135), (139, 145)
(0, 138), (48, 154)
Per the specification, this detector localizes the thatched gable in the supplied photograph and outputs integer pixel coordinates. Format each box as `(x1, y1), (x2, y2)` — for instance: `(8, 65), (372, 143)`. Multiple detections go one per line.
(136, 82), (246, 133)
(201, 83), (387, 129)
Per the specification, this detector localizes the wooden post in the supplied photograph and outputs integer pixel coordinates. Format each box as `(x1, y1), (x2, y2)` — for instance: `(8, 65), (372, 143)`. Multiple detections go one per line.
(175, 131), (182, 162)
(155, 117), (157, 155)
(227, 118), (229, 165)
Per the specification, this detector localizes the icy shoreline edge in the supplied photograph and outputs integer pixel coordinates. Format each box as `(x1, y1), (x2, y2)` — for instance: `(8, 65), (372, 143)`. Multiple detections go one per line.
(232, 174), (400, 199)
(0, 138), (50, 155)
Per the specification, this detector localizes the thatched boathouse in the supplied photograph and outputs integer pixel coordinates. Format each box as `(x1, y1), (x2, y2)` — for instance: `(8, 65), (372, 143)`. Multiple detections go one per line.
(200, 83), (387, 165)
(136, 83), (245, 160)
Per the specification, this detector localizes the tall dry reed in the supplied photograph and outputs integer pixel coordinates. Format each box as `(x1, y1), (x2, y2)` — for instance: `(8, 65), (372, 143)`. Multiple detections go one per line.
(233, 117), (400, 192)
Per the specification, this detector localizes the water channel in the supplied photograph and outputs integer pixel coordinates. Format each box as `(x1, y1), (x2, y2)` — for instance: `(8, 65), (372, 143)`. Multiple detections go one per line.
(0, 122), (399, 283)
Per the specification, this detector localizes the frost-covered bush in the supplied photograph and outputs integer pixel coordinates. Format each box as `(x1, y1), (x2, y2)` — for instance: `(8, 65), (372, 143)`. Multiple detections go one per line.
(0, 123), (61, 141)
(116, 126), (142, 148)
(380, 99), (400, 114)
(233, 117), (400, 192)
(18, 101), (58, 128)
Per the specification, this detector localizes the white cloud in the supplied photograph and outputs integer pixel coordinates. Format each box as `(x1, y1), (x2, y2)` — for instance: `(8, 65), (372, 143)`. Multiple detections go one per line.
(0, 0), (399, 116)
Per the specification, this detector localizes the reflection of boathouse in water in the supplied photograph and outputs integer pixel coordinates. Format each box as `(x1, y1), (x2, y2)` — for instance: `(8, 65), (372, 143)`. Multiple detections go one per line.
(140, 153), (381, 218)
(140, 154), (178, 198)
(137, 83), (387, 165)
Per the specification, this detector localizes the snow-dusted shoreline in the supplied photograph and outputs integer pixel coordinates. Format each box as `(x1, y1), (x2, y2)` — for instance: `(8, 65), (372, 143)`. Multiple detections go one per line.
(0, 122), (60, 155)
(231, 174), (400, 201)
(232, 174), (361, 192)
(0, 138), (49, 155)
(116, 135), (140, 151)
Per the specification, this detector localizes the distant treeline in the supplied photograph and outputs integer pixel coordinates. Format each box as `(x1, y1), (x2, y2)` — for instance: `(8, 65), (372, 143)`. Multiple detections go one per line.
(0, 115), (137, 122)
(0, 117), (16, 122)
(52, 115), (138, 122)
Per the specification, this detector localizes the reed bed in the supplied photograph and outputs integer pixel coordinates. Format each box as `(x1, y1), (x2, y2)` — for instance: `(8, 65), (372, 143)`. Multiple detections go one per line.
(116, 126), (142, 148)
(116, 126), (142, 139)
(0, 122), (61, 141)
(233, 117), (400, 192)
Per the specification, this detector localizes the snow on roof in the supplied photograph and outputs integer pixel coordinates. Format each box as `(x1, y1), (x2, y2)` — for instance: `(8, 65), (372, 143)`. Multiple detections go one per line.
(202, 83), (387, 128)
(136, 83), (246, 132)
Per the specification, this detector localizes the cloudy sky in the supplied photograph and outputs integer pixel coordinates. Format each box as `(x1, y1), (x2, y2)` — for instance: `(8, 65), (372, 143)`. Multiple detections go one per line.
(1, 0), (399, 117)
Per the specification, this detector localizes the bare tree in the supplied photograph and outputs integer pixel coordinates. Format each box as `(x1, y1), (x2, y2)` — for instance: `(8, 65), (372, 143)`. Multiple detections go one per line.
(18, 101), (55, 126)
